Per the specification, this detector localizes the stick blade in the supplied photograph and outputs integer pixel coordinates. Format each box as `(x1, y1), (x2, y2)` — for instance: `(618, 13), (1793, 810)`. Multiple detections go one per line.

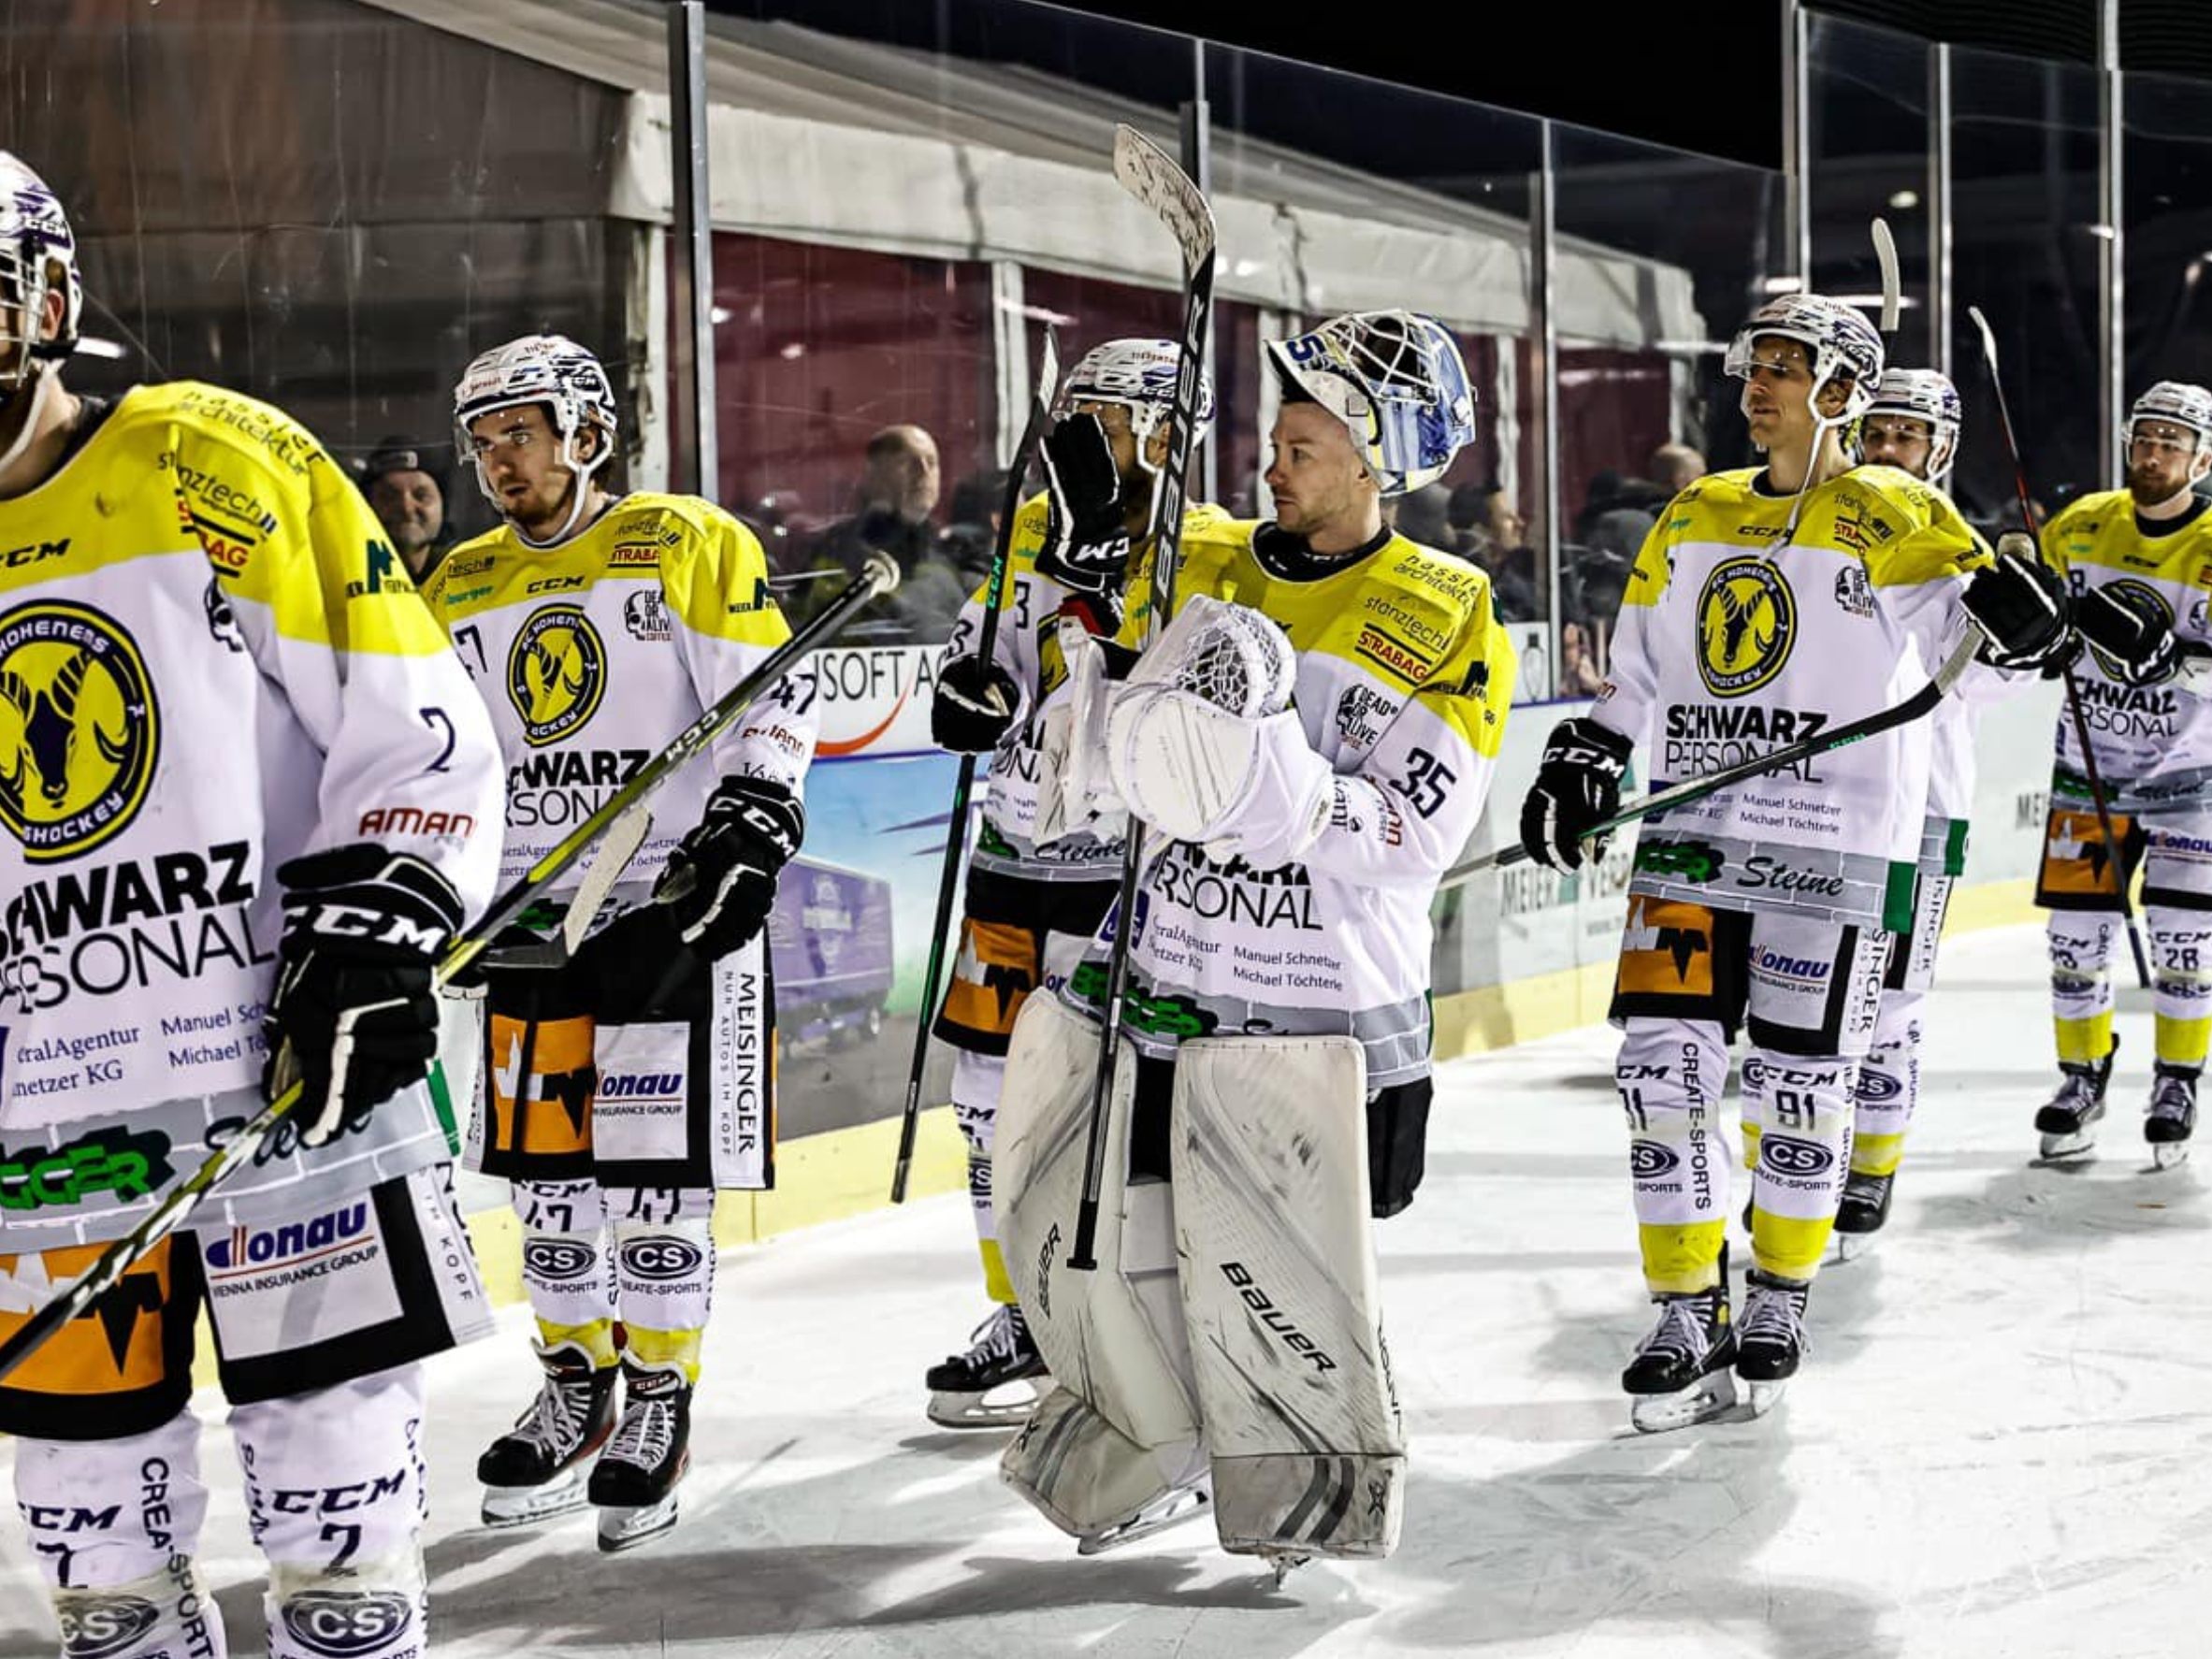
(1113, 123), (1215, 273)
(562, 802), (655, 955)
(1034, 326), (1059, 416)
(1871, 216), (1901, 336)
(1967, 304), (1999, 367)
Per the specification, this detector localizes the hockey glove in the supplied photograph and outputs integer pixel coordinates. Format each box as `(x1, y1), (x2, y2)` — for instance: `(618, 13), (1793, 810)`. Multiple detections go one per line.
(1965, 540), (2074, 672)
(1034, 412), (1131, 599)
(654, 776), (804, 959)
(932, 651), (1021, 754)
(2075, 581), (2180, 685)
(1519, 717), (1633, 872)
(264, 845), (466, 1147)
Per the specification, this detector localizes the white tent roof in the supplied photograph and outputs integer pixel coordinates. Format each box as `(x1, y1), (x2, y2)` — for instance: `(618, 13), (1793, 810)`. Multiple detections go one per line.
(363, 0), (1702, 349)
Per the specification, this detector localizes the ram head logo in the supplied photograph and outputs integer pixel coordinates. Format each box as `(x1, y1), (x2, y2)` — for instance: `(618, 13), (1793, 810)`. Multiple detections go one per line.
(1709, 581), (1776, 669)
(0, 648), (130, 815)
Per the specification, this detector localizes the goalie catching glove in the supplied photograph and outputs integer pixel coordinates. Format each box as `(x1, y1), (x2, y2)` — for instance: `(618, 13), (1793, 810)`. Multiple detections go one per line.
(1103, 596), (1333, 865)
(653, 776), (804, 959)
(1519, 717), (1632, 873)
(264, 845), (467, 1146)
(1034, 411), (1132, 636)
(1967, 537), (2074, 672)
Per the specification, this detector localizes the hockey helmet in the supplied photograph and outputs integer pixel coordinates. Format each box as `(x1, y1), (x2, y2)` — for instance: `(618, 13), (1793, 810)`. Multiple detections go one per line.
(1057, 338), (1214, 470)
(2126, 381), (2212, 458)
(1265, 310), (1476, 497)
(0, 152), (80, 395)
(454, 333), (619, 509)
(1859, 368), (1963, 477)
(1725, 294), (1885, 423)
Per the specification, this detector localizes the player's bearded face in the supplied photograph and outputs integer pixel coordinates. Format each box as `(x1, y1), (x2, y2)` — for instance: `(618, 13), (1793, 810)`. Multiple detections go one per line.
(470, 404), (584, 534)
(1859, 416), (1932, 479)
(2127, 419), (2205, 504)
(1266, 402), (1370, 539)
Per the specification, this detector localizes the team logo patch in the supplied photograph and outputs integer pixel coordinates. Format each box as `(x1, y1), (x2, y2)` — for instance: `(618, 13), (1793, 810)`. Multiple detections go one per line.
(1696, 556), (1796, 698)
(281, 1591), (414, 1656)
(619, 1236), (704, 1282)
(507, 605), (608, 746)
(623, 588), (672, 642)
(1833, 563), (1876, 618)
(1760, 1135), (1835, 1177)
(1628, 1140), (1680, 1179)
(2085, 579), (2173, 682)
(1857, 1068), (1903, 1102)
(55, 1594), (160, 1659)
(0, 602), (161, 862)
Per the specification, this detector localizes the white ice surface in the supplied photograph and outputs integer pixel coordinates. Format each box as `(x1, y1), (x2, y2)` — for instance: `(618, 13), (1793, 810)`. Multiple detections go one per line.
(7, 921), (2212, 1658)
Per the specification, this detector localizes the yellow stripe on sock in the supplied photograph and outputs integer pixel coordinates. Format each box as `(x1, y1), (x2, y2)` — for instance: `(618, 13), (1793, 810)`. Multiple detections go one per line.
(1639, 1221), (1727, 1294)
(2056, 1014), (2115, 1066)
(979, 1238), (1016, 1306)
(625, 1325), (704, 1384)
(2155, 1014), (2212, 1070)
(537, 1317), (619, 1370)
(1741, 1121), (1761, 1172)
(1752, 1211), (1833, 1283)
(1851, 1132), (1906, 1178)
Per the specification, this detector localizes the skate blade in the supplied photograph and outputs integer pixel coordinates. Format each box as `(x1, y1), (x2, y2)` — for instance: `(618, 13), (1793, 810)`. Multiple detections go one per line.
(1261, 1550), (1311, 1589)
(480, 1467), (590, 1528)
(1831, 1231), (1879, 1265)
(2033, 1132), (2099, 1165)
(1742, 1376), (1790, 1418)
(1076, 1482), (1212, 1555)
(1628, 1368), (1739, 1435)
(2151, 1141), (2192, 1170)
(926, 1375), (1050, 1431)
(596, 1493), (680, 1553)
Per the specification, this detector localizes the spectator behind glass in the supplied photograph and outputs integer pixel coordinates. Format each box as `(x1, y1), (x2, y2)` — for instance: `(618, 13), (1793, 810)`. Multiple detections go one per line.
(360, 436), (455, 580)
(941, 467), (1007, 588)
(794, 423), (966, 642)
(1392, 481), (1453, 550)
(1449, 481), (1539, 622)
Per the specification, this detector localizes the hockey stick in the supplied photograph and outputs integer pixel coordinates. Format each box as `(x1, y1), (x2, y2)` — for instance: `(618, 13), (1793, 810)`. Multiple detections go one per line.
(888, 329), (1059, 1204)
(1872, 216), (1901, 339)
(1440, 623), (1988, 887)
(1066, 125), (1216, 1273)
(1967, 304), (2149, 988)
(0, 554), (899, 1385)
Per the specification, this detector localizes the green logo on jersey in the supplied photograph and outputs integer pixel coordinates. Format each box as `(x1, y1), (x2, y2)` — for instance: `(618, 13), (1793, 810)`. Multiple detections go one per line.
(1635, 840), (1726, 885)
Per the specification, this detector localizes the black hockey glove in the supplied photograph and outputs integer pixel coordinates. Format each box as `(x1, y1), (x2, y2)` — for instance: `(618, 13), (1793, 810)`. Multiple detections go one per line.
(1034, 412), (1131, 598)
(264, 845), (465, 1147)
(2075, 581), (2180, 685)
(653, 776), (804, 960)
(932, 651), (1020, 754)
(1965, 540), (2074, 672)
(1520, 717), (1633, 872)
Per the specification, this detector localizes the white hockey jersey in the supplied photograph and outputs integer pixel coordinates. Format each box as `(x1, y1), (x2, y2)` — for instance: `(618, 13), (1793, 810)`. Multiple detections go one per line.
(1595, 465), (1995, 930)
(2042, 489), (2212, 816)
(422, 493), (817, 890)
(947, 493), (1230, 884)
(1065, 520), (1517, 1088)
(0, 382), (503, 1132)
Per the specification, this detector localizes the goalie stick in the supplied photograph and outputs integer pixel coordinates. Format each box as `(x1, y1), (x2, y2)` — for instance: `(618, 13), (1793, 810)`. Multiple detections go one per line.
(1066, 124), (1217, 1273)
(0, 554), (900, 1385)
(1967, 303), (2148, 989)
(889, 328), (1059, 1204)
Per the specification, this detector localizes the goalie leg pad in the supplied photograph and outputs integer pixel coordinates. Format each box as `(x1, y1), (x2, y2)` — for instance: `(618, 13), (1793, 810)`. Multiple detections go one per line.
(1000, 1385), (1207, 1546)
(1171, 1034), (1406, 1561)
(995, 995), (1201, 1533)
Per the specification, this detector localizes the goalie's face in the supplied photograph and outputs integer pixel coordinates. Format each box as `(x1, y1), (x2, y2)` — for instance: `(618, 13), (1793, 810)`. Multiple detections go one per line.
(1266, 401), (1374, 541)
(469, 402), (597, 537)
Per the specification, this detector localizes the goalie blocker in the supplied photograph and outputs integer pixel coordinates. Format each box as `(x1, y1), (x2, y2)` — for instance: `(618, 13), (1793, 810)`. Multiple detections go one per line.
(995, 993), (1404, 1562)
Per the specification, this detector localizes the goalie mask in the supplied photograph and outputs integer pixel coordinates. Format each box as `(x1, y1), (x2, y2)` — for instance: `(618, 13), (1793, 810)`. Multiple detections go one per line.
(1265, 310), (1476, 497)
(0, 151), (80, 397)
(2127, 381), (2212, 473)
(1057, 338), (1215, 474)
(1725, 294), (1885, 425)
(1858, 368), (1963, 478)
(454, 333), (619, 539)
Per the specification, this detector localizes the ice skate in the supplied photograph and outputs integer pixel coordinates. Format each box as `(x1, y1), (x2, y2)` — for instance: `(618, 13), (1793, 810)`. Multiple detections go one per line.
(925, 1303), (1049, 1429)
(2147, 1063), (2198, 1170)
(2034, 1045), (2117, 1163)
(1831, 1170), (1894, 1262)
(1733, 1269), (1810, 1416)
(1623, 1267), (1738, 1434)
(589, 1359), (692, 1553)
(1074, 1471), (1213, 1555)
(1260, 1549), (1312, 1588)
(477, 1341), (618, 1527)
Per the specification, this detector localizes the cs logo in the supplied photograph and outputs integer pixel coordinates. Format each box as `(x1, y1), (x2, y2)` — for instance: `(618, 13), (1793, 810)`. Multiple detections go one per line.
(0, 602), (159, 862)
(507, 605), (607, 746)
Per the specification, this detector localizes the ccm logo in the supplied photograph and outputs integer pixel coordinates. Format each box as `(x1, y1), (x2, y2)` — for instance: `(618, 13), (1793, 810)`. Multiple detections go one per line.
(1760, 1137), (1835, 1177)
(620, 1238), (704, 1281)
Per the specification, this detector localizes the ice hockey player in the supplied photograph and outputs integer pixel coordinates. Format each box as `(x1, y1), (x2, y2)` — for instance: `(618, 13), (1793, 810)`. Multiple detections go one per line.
(922, 339), (1221, 1428)
(2030, 381), (2212, 1167)
(1517, 295), (2073, 1432)
(0, 152), (504, 1659)
(990, 310), (1515, 1573)
(420, 335), (817, 1551)
(1822, 367), (1977, 1256)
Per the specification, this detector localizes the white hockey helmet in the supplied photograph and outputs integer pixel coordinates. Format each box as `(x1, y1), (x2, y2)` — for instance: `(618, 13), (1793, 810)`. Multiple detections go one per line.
(1057, 338), (1214, 471)
(453, 333), (619, 512)
(1725, 294), (1885, 423)
(0, 152), (81, 396)
(2126, 381), (2212, 455)
(1859, 367), (1963, 478)
(1265, 310), (1476, 497)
